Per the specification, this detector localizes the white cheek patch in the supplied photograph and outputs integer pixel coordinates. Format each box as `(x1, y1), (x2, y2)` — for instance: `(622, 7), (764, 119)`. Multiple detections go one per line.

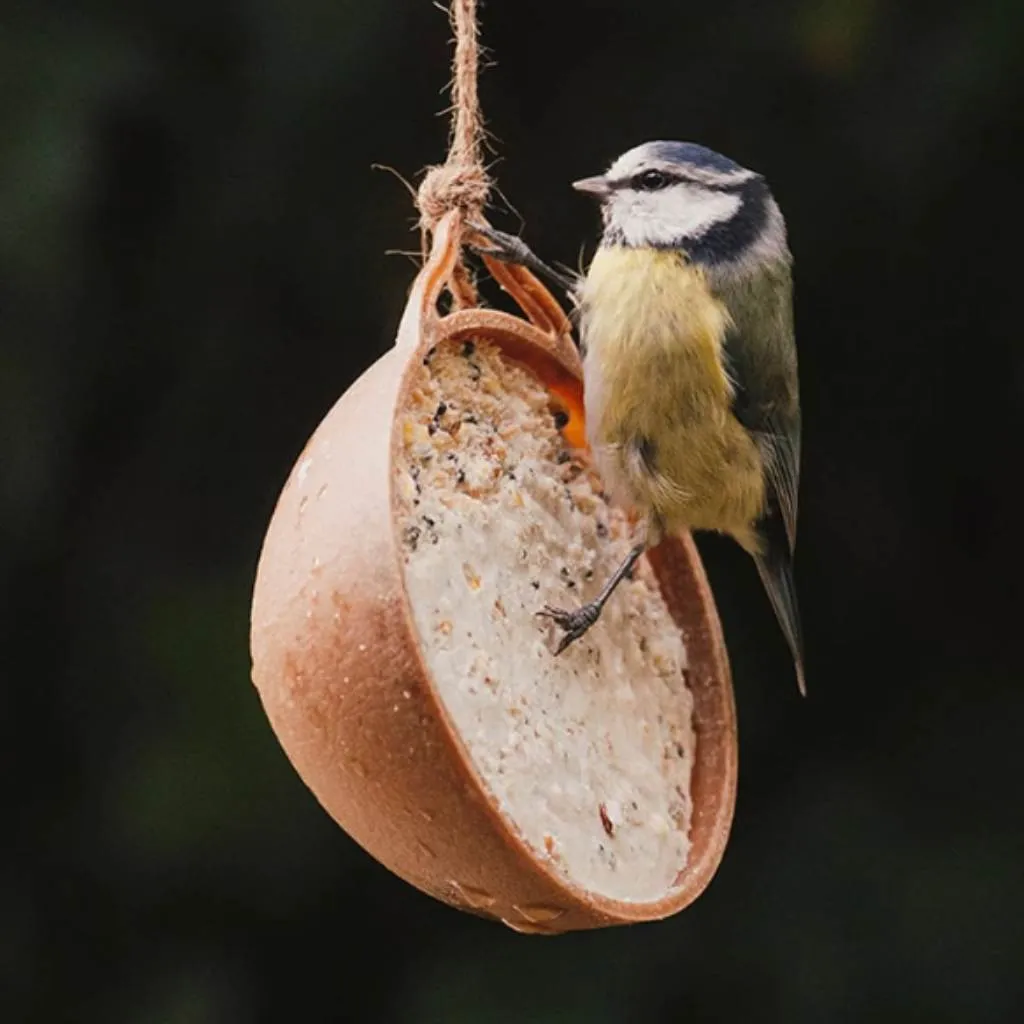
(616, 186), (742, 248)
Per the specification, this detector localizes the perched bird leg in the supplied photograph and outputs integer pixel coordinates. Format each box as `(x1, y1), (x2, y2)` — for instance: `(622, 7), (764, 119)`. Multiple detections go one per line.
(467, 223), (578, 294)
(539, 542), (647, 654)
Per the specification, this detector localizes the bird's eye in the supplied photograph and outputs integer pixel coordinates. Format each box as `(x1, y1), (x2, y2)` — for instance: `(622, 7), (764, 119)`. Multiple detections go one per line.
(634, 169), (670, 191)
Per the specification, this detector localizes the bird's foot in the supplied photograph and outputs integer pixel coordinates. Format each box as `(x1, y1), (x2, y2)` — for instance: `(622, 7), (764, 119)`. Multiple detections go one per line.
(467, 223), (577, 292)
(537, 602), (601, 654)
(466, 223), (534, 265)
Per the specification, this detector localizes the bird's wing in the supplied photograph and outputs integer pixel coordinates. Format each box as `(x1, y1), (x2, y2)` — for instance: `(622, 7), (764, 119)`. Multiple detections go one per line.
(716, 260), (804, 690)
(718, 261), (801, 551)
(754, 414), (800, 552)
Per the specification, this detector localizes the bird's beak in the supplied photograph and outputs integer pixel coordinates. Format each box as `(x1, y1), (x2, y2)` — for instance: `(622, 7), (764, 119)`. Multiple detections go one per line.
(572, 175), (611, 199)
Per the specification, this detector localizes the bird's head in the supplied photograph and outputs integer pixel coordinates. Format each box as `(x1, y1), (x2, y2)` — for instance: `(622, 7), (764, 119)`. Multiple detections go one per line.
(574, 140), (788, 270)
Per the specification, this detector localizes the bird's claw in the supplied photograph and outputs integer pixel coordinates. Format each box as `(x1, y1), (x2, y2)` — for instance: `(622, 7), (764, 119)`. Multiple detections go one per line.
(467, 222), (578, 293)
(466, 223), (532, 265)
(537, 602), (601, 654)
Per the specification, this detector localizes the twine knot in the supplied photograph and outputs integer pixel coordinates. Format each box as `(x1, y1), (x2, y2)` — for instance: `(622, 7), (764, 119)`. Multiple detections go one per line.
(417, 162), (490, 234)
(413, 0), (489, 307)
(416, 0), (488, 245)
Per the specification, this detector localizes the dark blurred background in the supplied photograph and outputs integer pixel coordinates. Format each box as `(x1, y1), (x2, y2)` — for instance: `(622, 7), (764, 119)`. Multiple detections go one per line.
(3, 0), (1023, 1020)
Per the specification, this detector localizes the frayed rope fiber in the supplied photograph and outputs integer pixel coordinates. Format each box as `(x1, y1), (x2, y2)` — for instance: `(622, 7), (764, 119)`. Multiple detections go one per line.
(416, 0), (491, 236)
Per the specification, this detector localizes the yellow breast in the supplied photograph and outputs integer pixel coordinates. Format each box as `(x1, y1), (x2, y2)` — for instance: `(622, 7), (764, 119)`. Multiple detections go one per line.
(579, 246), (765, 543)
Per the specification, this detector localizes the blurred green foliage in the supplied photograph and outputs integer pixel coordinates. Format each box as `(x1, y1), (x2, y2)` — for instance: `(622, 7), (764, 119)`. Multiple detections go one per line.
(3, 1), (1023, 1022)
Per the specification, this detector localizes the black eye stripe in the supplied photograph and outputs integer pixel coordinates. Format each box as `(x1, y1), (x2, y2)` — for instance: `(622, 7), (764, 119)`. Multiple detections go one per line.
(610, 168), (755, 192)
(619, 169), (707, 191)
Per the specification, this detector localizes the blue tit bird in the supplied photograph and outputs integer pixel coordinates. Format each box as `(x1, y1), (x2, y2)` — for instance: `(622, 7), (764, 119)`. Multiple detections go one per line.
(473, 140), (804, 694)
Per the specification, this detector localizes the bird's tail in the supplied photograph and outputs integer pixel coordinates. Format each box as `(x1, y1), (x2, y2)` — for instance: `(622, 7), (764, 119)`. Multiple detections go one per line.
(753, 543), (806, 696)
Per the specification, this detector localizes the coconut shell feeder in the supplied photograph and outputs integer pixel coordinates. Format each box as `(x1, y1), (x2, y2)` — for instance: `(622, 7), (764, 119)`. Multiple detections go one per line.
(249, 0), (737, 934)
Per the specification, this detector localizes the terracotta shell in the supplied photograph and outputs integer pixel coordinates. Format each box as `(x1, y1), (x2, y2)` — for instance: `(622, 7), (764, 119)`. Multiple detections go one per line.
(250, 212), (738, 932)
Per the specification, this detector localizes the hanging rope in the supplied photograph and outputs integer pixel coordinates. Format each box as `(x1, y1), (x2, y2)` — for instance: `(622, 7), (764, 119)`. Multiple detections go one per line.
(416, 0), (491, 305)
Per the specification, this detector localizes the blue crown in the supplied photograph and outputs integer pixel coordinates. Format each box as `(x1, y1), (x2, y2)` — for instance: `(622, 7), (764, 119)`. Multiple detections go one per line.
(643, 141), (744, 174)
